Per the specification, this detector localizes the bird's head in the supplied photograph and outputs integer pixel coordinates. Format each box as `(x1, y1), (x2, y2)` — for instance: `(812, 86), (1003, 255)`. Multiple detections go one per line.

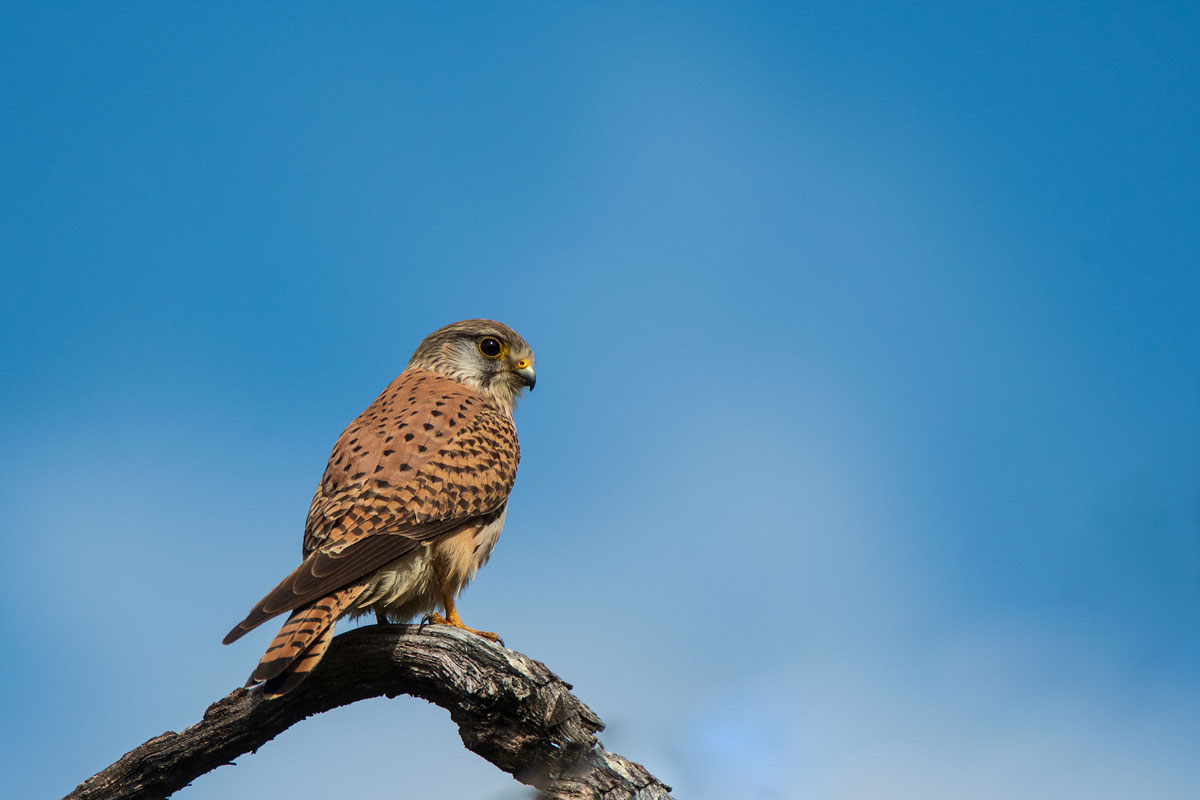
(408, 319), (536, 411)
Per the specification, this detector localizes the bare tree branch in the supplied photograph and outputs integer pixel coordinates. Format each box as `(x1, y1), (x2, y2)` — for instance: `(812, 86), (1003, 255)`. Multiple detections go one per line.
(65, 624), (673, 800)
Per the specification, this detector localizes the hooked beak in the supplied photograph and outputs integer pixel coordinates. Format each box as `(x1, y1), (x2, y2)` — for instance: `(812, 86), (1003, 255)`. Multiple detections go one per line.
(513, 359), (536, 390)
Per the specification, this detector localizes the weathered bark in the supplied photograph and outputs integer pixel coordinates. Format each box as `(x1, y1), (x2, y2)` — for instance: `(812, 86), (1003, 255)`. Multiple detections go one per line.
(65, 624), (673, 800)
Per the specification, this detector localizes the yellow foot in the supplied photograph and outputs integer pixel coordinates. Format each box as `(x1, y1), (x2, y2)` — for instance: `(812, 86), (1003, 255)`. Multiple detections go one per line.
(421, 611), (503, 645)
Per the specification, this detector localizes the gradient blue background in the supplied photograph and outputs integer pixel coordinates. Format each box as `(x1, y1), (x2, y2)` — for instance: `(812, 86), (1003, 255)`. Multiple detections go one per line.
(3, 3), (1198, 798)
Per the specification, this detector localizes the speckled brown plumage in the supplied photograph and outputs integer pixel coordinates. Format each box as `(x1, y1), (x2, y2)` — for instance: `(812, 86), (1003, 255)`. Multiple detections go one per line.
(224, 319), (535, 696)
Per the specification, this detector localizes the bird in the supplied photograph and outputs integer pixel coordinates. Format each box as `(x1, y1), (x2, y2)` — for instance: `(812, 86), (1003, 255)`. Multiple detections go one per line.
(223, 319), (535, 697)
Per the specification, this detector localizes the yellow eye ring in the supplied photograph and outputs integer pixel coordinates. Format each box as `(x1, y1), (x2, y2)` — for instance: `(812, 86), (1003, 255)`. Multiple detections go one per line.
(478, 336), (507, 359)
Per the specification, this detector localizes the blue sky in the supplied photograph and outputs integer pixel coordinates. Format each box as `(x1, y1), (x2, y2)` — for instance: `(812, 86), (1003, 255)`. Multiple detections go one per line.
(3, 3), (1198, 798)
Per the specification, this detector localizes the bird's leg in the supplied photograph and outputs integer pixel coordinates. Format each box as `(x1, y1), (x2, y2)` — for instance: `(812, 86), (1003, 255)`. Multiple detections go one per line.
(423, 592), (503, 644)
(374, 610), (388, 626)
(422, 558), (503, 644)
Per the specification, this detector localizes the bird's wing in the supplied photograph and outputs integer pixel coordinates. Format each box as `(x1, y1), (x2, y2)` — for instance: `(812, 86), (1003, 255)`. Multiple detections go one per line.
(223, 370), (519, 644)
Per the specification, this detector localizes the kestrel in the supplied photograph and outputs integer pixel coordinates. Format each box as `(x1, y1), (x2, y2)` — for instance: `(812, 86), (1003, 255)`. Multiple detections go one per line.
(223, 319), (535, 697)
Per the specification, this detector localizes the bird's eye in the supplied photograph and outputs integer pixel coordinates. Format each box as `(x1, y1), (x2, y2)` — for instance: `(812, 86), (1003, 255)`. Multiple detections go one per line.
(478, 337), (505, 359)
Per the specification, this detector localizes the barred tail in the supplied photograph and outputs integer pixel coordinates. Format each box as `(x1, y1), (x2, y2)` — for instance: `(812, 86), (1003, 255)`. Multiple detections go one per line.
(248, 582), (368, 697)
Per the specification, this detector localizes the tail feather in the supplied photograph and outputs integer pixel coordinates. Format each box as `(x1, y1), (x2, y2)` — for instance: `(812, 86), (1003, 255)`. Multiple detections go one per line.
(260, 623), (336, 698)
(247, 581), (368, 695)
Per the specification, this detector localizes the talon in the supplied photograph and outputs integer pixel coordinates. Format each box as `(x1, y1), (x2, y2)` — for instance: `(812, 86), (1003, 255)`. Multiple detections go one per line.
(421, 604), (502, 644)
(425, 581), (503, 644)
